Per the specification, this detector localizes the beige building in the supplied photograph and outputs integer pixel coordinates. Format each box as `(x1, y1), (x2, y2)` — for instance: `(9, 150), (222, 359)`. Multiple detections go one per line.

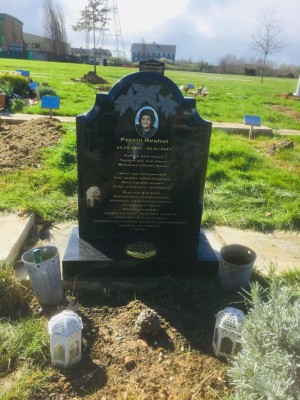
(0, 13), (24, 52)
(0, 13), (71, 61)
(23, 32), (71, 61)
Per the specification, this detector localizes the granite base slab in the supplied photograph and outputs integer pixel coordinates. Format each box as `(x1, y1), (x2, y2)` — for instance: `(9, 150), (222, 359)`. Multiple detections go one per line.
(62, 227), (219, 279)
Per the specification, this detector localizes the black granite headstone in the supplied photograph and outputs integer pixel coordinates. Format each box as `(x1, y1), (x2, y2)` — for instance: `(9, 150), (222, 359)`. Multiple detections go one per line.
(63, 71), (218, 278)
(139, 59), (165, 75)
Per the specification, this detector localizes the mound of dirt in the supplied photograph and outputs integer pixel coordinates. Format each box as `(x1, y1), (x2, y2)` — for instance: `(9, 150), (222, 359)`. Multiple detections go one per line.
(0, 118), (63, 170)
(80, 71), (109, 84)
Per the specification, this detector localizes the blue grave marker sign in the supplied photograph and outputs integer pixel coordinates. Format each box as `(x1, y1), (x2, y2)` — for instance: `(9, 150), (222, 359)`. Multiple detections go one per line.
(29, 81), (39, 91)
(244, 114), (261, 139)
(244, 115), (261, 126)
(41, 95), (60, 118)
(16, 69), (30, 77)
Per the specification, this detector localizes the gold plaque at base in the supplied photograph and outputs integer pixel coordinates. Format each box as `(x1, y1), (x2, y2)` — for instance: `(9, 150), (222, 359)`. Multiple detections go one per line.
(125, 241), (157, 259)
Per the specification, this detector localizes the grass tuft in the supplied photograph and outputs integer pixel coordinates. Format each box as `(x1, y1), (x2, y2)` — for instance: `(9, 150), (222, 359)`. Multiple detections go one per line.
(0, 317), (48, 375)
(0, 262), (25, 318)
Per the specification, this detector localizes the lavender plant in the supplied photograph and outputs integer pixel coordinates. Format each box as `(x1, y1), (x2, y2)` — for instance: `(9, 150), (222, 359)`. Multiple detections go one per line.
(228, 272), (300, 399)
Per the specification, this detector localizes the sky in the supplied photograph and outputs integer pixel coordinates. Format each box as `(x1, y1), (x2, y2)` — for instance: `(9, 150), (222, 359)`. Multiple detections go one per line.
(1, 0), (299, 66)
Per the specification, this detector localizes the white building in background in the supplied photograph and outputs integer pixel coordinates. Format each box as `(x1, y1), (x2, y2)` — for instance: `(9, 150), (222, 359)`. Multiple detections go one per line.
(131, 43), (176, 63)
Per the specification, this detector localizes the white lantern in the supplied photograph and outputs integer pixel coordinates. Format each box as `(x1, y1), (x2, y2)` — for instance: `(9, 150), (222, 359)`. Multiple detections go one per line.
(48, 310), (83, 368)
(212, 307), (244, 359)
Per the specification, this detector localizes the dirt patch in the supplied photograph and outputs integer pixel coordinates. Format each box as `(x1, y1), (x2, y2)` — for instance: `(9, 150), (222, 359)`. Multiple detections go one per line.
(31, 278), (240, 400)
(0, 276), (243, 399)
(0, 118), (63, 170)
(268, 104), (300, 122)
(276, 92), (299, 100)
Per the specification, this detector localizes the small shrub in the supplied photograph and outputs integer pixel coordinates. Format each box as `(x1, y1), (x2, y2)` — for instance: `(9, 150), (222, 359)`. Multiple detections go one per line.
(37, 84), (57, 97)
(228, 271), (300, 399)
(0, 73), (28, 96)
(0, 82), (13, 96)
(10, 98), (24, 113)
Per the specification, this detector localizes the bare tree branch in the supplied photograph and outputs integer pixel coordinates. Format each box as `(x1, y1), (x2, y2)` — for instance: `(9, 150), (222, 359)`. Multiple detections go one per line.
(251, 9), (286, 82)
(43, 0), (67, 61)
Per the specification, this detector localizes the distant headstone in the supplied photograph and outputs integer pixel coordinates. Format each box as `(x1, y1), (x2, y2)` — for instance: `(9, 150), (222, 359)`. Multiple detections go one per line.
(63, 71), (218, 278)
(139, 59), (165, 75)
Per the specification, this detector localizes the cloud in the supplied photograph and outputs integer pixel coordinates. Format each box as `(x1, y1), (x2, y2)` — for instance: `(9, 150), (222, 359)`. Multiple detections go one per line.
(118, 0), (189, 35)
(1, 0), (300, 65)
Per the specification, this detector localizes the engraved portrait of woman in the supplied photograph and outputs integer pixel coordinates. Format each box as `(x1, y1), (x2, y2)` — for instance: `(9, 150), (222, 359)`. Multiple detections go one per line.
(135, 107), (158, 138)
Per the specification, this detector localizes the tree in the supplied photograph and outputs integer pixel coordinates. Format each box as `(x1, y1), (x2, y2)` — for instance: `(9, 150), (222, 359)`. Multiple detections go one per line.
(251, 9), (286, 82)
(217, 54), (238, 74)
(43, 0), (66, 61)
(73, 0), (110, 73)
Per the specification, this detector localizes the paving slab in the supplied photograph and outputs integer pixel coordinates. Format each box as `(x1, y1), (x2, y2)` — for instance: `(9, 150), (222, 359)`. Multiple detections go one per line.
(8, 214), (299, 279)
(212, 122), (273, 136)
(0, 213), (35, 265)
(205, 226), (300, 275)
(273, 129), (300, 136)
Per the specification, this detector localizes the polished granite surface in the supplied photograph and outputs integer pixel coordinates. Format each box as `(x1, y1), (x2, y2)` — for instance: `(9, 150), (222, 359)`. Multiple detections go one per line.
(62, 227), (218, 279)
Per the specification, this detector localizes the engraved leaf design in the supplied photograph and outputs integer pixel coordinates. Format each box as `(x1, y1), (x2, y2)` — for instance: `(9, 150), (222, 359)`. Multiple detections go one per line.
(115, 84), (179, 118)
(158, 93), (179, 118)
(115, 87), (136, 115)
(132, 84), (161, 109)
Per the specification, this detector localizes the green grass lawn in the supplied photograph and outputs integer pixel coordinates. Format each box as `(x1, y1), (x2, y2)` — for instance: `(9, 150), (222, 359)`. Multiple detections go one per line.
(0, 122), (298, 231)
(0, 59), (299, 400)
(1, 58), (300, 130)
(0, 59), (299, 230)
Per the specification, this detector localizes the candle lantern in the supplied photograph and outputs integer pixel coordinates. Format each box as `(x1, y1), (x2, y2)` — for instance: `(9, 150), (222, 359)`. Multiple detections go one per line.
(212, 307), (244, 359)
(48, 310), (83, 368)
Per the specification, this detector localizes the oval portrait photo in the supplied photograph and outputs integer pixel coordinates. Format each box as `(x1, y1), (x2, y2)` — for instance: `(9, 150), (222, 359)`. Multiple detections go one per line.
(135, 106), (158, 138)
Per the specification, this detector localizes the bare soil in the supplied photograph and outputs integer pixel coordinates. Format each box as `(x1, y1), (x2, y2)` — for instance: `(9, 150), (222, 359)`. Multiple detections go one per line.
(0, 117), (63, 170)
(0, 117), (246, 399)
(35, 276), (242, 400)
(269, 102), (300, 122)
